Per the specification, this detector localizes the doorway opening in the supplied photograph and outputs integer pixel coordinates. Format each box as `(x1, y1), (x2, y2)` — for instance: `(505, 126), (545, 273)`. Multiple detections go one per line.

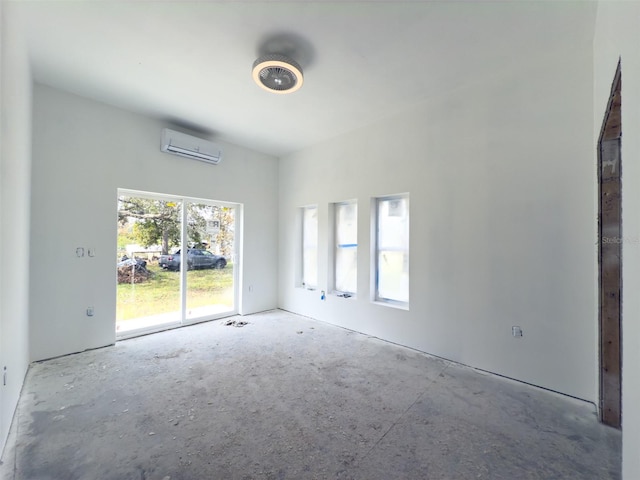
(598, 60), (622, 429)
(116, 190), (239, 338)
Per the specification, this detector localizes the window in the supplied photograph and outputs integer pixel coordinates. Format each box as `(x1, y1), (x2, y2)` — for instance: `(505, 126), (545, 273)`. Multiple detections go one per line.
(334, 201), (357, 295)
(374, 194), (409, 306)
(117, 190), (238, 338)
(302, 205), (318, 289)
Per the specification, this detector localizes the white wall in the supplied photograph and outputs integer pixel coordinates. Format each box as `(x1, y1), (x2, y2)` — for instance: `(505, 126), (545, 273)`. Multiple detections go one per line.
(594, 2), (640, 478)
(29, 85), (279, 361)
(0, 1), (32, 454)
(279, 47), (597, 402)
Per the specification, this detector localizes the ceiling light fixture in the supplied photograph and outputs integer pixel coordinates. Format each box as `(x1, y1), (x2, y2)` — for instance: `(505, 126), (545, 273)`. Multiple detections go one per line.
(252, 54), (304, 94)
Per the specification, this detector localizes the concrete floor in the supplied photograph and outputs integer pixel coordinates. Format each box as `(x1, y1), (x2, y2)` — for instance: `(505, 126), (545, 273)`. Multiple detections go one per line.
(1, 310), (621, 480)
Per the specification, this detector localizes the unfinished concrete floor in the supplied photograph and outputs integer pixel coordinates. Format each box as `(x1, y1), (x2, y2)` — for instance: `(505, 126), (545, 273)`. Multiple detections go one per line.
(1, 310), (621, 480)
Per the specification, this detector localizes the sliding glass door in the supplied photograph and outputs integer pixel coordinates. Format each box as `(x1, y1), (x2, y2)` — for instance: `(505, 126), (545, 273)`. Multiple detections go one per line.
(185, 203), (236, 320)
(116, 190), (238, 337)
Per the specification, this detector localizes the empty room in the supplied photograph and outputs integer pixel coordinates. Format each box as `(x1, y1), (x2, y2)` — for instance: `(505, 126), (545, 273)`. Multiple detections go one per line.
(1, 1), (639, 479)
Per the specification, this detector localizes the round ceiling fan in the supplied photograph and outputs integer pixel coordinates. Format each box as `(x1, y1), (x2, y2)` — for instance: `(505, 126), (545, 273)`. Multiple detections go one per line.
(252, 54), (304, 94)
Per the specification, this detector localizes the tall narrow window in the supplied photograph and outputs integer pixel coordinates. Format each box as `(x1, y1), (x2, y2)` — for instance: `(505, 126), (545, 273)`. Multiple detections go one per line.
(375, 194), (409, 306)
(335, 201), (357, 295)
(302, 205), (318, 289)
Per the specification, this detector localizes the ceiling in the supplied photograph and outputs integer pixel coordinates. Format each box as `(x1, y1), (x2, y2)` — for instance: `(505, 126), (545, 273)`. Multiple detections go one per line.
(9, 1), (597, 157)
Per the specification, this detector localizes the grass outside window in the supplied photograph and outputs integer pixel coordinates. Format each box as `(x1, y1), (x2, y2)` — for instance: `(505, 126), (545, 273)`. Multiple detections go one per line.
(116, 263), (234, 321)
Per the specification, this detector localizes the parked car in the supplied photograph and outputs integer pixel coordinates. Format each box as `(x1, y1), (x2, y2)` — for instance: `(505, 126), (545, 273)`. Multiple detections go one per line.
(159, 249), (227, 271)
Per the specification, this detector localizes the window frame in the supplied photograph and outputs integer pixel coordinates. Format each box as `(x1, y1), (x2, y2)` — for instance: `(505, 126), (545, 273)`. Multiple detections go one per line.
(372, 193), (409, 309)
(333, 200), (358, 296)
(301, 204), (319, 289)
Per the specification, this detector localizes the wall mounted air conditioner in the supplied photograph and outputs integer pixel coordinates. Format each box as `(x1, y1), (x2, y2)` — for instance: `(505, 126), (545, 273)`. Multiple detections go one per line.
(161, 128), (222, 165)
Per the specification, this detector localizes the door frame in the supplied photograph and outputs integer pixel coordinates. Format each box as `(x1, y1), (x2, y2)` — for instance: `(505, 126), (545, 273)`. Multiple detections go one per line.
(116, 188), (241, 339)
(597, 60), (622, 429)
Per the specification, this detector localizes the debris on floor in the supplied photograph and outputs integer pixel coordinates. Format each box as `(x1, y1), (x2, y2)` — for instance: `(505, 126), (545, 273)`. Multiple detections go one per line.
(223, 319), (248, 327)
(3, 310), (622, 480)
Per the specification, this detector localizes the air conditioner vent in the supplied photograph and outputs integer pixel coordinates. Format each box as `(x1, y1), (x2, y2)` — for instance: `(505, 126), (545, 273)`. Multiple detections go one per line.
(161, 128), (222, 165)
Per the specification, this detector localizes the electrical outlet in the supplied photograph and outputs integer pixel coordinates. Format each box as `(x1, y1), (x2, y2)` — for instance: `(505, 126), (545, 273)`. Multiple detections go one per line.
(512, 326), (523, 337)
(86, 307), (94, 317)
